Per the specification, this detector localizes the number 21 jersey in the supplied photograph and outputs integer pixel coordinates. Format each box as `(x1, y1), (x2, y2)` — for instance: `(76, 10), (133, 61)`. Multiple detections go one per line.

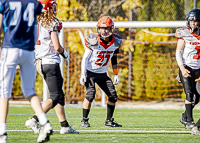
(85, 33), (122, 73)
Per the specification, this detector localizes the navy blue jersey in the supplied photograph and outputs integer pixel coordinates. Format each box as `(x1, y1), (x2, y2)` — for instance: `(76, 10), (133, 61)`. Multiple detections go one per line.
(0, 0), (43, 51)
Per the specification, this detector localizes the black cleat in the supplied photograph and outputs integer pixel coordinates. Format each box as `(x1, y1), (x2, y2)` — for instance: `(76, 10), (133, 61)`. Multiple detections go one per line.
(179, 116), (187, 126)
(185, 121), (195, 129)
(81, 118), (90, 128)
(105, 118), (122, 127)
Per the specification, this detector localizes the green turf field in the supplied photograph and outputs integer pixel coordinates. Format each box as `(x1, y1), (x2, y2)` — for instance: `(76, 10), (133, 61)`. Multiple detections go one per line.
(6, 105), (200, 143)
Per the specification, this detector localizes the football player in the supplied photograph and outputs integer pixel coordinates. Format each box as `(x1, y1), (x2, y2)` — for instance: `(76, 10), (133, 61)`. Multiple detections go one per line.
(80, 16), (122, 127)
(175, 8), (200, 134)
(25, 0), (79, 134)
(0, 0), (53, 143)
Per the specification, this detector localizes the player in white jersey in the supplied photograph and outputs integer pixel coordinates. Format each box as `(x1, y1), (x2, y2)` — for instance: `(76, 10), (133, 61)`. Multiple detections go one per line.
(175, 8), (200, 135)
(25, 0), (79, 135)
(80, 16), (122, 127)
(0, 0), (53, 143)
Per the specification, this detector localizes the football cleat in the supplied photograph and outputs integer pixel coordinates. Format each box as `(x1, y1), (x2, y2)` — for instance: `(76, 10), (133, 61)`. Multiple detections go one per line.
(191, 126), (200, 135)
(0, 133), (7, 143)
(179, 116), (187, 126)
(185, 121), (195, 129)
(37, 122), (53, 143)
(81, 118), (90, 128)
(105, 118), (122, 127)
(60, 126), (79, 134)
(25, 117), (40, 134)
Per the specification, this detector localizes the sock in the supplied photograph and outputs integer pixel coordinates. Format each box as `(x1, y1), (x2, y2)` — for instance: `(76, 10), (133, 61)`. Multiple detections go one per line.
(60, 120), (69, 127)
(33, 115), (39, 122)
(182, 111), (187, 119)
(185, 104), (193, 122)
(0, 123), (6, 135)
(107, 104), (115, 120)
(38, 113), (48, 125)
(182, 105), (194, 119)
(83, 108), (90, 119)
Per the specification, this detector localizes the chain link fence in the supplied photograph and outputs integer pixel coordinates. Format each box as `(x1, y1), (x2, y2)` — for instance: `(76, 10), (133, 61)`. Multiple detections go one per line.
(9, 0), (197, 102)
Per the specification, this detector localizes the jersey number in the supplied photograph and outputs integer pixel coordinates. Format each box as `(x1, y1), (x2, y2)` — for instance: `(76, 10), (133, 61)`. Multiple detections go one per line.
(9, 2), (35, 27)
(194, 46), (200, 59)
(95, 51), (111, 66)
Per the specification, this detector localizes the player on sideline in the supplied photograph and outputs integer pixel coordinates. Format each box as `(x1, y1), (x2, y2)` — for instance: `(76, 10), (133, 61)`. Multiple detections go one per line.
(25, 0), (79, 134)
(175, 8), (200, 133)
(80, 16), (122, 128)
(0, 0), (53, 143)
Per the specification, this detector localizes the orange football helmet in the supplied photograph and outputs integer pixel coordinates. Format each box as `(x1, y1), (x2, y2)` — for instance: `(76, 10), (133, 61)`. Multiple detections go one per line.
(97, 16), (114, 38)
(38, 0), (57, 15)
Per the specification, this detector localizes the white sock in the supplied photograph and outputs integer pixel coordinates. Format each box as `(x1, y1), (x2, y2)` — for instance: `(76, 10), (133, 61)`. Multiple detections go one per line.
(38, 113), (48, 126)
(0, 123), (6, 135)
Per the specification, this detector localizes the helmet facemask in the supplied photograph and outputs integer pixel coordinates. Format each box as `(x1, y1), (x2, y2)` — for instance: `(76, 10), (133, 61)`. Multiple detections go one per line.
(97, 26), (114, 39)
(188, 18), (199, 32)
(47, 1), (57, 15)
(96, 16), (114, 39)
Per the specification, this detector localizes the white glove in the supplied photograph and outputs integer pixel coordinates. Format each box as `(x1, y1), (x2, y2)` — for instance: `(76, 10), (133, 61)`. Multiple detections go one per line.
(113, 75), (119, 85)
(61, 49), (70, 65)
(80, 74), (86, 85)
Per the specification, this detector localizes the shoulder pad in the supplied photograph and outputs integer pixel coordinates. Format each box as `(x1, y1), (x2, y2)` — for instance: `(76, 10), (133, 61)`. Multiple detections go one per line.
(175, 27), (190, 39)
(53, 18), (62, 32)
(86, 33), (98, 45)
(113, 33), (122, 47)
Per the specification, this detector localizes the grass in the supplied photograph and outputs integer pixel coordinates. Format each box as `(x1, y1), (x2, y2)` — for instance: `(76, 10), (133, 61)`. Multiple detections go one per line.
(6, 105), (200, 143)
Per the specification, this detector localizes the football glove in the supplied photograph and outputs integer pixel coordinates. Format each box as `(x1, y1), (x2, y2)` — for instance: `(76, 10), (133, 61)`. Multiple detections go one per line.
(80, 74), (86, 85)
(61, 49), (70, 65)
(113, 75), (119, 85)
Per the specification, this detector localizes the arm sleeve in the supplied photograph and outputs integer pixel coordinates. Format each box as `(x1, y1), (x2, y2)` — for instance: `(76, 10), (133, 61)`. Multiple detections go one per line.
(81, 48), (92, 75)
(111, 54), (117, 65)
(111, 49), (119, 65)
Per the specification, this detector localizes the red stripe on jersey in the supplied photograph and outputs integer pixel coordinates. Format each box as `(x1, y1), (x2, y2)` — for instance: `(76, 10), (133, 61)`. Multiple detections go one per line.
(190, 27), (200, 40)
(97, 34), (115, 49)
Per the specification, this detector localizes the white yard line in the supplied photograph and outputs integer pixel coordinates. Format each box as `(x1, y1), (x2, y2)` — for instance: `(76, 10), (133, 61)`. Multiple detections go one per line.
(7, 130), (190, 133)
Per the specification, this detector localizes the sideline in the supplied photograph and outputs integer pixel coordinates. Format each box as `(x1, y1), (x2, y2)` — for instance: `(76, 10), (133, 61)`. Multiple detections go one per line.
(9, 101), (200, 110)
(7, 129), (190, 134)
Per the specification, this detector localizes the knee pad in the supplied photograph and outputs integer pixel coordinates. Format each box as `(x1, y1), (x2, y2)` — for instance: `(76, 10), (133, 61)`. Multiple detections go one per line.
(196, 80), (200, 95)
(86, 94), (95, 102)
(58, 94), (65, 106)
(108, 95), (118, 103)
(86, 88), (95, 102)
(186, 93), (193, 102)
(193, 94), (199, 105)
(50, 94), (61, 108)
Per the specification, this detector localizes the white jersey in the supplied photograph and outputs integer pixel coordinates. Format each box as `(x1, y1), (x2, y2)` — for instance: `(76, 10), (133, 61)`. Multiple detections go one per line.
(35, 17), (62, 65)
(84, 33), (122, 73)
(176, 27), (200, 69)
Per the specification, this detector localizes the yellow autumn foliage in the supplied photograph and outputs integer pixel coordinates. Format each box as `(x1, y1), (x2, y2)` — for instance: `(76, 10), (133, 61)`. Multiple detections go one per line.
(56, 0), (88, 21)
(122, 0), (142, 10)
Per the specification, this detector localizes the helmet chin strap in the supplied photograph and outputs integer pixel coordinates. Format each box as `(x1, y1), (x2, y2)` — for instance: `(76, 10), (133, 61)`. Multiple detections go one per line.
(190, 25), (198, 32)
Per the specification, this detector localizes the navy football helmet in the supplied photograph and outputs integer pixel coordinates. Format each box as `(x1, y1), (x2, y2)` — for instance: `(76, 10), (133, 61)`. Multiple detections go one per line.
(186, 8), (200, 31)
